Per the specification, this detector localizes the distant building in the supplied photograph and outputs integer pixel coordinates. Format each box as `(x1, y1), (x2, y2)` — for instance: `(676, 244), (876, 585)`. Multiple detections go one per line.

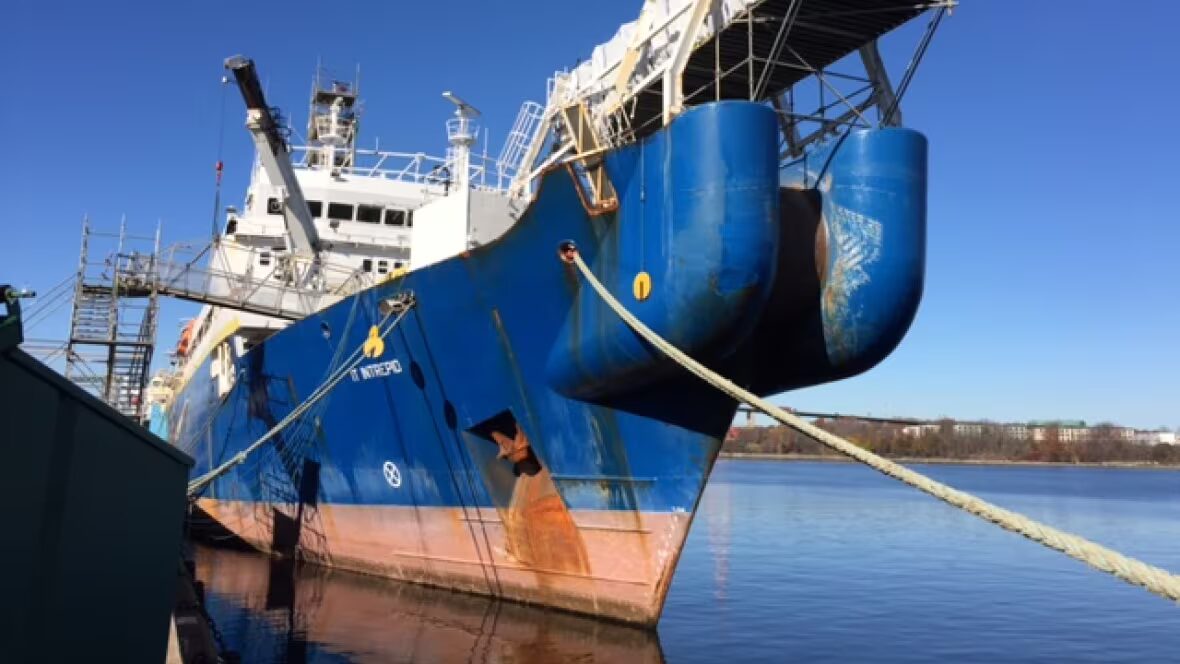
(901, 423), (940, 437)
(862, 416), (1170, 447)
(1134, 430), (1177, 446)
(1003, 424), (1030, 440)
(953, 423), (983, 437)
(1023, 420), (1089, 443)
(1029, 419), (1087, 428)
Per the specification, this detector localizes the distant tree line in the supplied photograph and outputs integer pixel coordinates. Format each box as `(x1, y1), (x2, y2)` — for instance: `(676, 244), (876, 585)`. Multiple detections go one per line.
(724, 419), (1180, 465)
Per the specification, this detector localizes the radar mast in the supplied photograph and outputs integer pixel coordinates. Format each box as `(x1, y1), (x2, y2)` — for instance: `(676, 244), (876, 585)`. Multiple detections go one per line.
(307, 66), (360, 171)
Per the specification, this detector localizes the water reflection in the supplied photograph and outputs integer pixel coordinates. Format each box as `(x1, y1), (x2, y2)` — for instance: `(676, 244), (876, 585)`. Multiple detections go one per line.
(701, 480), (732, 602)
(192, 544), (664, 663)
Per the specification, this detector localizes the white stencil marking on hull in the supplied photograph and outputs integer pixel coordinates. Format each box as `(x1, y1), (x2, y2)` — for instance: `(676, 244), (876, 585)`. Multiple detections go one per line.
(383, 461), (402, 488)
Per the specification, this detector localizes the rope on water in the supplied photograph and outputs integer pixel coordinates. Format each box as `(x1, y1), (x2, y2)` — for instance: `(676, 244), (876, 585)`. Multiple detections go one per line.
(568, 250), (1180, 604)
(187, 295), (415, 496)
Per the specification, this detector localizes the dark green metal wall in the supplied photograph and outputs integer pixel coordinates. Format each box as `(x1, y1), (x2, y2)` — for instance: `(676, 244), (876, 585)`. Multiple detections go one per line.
(0, 348), (193, 663)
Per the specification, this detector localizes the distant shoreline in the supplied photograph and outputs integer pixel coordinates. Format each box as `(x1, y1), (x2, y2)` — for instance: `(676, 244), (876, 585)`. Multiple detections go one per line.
(718, 452), (1180, 470)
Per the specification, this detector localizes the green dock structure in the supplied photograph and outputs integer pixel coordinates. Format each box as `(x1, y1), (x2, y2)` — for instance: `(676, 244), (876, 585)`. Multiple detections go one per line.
(1, 290), (193, 663)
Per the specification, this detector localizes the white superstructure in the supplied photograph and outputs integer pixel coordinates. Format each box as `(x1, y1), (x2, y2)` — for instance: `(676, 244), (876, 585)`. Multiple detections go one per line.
(167, 64), (517, 394)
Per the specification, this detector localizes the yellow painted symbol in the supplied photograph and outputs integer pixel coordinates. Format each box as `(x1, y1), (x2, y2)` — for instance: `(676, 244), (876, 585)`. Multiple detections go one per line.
(632, 271), (652, 301)
(363, 325), (385, 358)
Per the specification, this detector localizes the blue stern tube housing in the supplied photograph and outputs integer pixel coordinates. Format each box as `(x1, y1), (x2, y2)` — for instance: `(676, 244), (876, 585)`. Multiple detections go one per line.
(546, 101), (926, 402)
(546, 102), (781, 400)
(724, 127), (927, 395)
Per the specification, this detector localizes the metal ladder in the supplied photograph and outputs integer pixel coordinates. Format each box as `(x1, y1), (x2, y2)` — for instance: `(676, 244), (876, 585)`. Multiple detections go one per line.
(64, 219), (160, 421)
(497, 100), (544, 189)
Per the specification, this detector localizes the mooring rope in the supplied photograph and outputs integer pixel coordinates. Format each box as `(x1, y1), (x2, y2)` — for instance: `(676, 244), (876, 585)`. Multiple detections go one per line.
(567, 250), (1180, 604)
(187, 295), (415, 496)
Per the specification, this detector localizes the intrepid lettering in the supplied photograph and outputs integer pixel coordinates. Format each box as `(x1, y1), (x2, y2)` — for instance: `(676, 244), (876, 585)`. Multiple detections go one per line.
(350, 359), (403, 382)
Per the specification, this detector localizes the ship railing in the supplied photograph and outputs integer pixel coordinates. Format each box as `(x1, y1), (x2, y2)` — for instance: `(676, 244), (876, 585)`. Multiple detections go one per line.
(289, 145), (515, 195)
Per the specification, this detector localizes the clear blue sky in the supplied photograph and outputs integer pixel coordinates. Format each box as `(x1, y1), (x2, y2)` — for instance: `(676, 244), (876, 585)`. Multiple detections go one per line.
(2, 2), (1176, 429)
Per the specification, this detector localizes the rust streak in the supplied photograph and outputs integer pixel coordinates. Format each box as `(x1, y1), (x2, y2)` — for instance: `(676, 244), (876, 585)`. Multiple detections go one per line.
(497, 425), (591, 576)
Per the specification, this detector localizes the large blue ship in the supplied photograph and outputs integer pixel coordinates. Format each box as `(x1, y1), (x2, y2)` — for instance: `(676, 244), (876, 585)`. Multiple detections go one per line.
(153, 1), (946, 625)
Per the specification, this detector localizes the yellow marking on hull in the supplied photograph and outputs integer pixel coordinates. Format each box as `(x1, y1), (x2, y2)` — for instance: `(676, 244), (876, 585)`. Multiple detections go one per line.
(362, 325), (385, 358)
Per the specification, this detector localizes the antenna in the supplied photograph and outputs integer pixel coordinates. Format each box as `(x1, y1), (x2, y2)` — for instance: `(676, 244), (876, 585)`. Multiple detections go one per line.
(442, 91), (481, 118)
(441, 92), (481, 190)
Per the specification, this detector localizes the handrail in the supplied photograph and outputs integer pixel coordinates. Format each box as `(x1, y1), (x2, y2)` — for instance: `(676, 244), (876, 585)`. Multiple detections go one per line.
(288, 145), (517, 192)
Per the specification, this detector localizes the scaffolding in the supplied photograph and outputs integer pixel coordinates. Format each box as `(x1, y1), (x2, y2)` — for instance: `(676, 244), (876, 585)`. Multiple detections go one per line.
(64, 217), (161, 422)
(47, 218), (361, 424)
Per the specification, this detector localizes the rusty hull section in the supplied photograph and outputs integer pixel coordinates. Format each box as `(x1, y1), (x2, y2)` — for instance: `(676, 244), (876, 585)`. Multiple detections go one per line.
(198, 497), (693, 626)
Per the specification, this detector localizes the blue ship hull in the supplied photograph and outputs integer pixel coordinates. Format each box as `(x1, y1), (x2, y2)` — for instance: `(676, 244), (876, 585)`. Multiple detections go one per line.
(169, 101), (927, 625)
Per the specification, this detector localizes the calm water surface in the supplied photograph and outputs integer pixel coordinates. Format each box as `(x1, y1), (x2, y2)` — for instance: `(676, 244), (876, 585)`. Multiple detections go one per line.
(194, 460), (1180, 662)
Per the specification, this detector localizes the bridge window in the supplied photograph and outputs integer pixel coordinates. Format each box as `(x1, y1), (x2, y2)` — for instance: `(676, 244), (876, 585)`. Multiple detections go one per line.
(259, 251), (271, 267)
(362, 259), (373, 273)
(307, 200), (322, 218)
(384, 209), (406, 226)
(357, 204), (382, 224)
(266, 197), (282, 215)
(393, 261), (404, 270)
(327, 202), (354, 221)
(406, 211), (414, 227)
(377, 260), (388, 274)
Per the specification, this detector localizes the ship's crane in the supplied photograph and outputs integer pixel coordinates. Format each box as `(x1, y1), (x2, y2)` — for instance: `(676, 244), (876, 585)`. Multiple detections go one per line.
(81, 59), (377, 325)
(224, 55), (323, 286)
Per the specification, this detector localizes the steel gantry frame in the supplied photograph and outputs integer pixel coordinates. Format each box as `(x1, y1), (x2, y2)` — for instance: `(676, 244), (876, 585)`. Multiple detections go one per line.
(511, 0), (954, 198)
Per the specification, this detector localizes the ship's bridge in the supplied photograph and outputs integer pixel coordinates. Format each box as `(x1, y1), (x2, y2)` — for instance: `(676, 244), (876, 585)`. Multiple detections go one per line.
(227, 166), (424, 281)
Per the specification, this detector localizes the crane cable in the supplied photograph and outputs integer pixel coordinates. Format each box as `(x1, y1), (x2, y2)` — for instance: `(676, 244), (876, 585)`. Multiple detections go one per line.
(211, 77), (230, 243)
(566, 249), (1180, 604)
